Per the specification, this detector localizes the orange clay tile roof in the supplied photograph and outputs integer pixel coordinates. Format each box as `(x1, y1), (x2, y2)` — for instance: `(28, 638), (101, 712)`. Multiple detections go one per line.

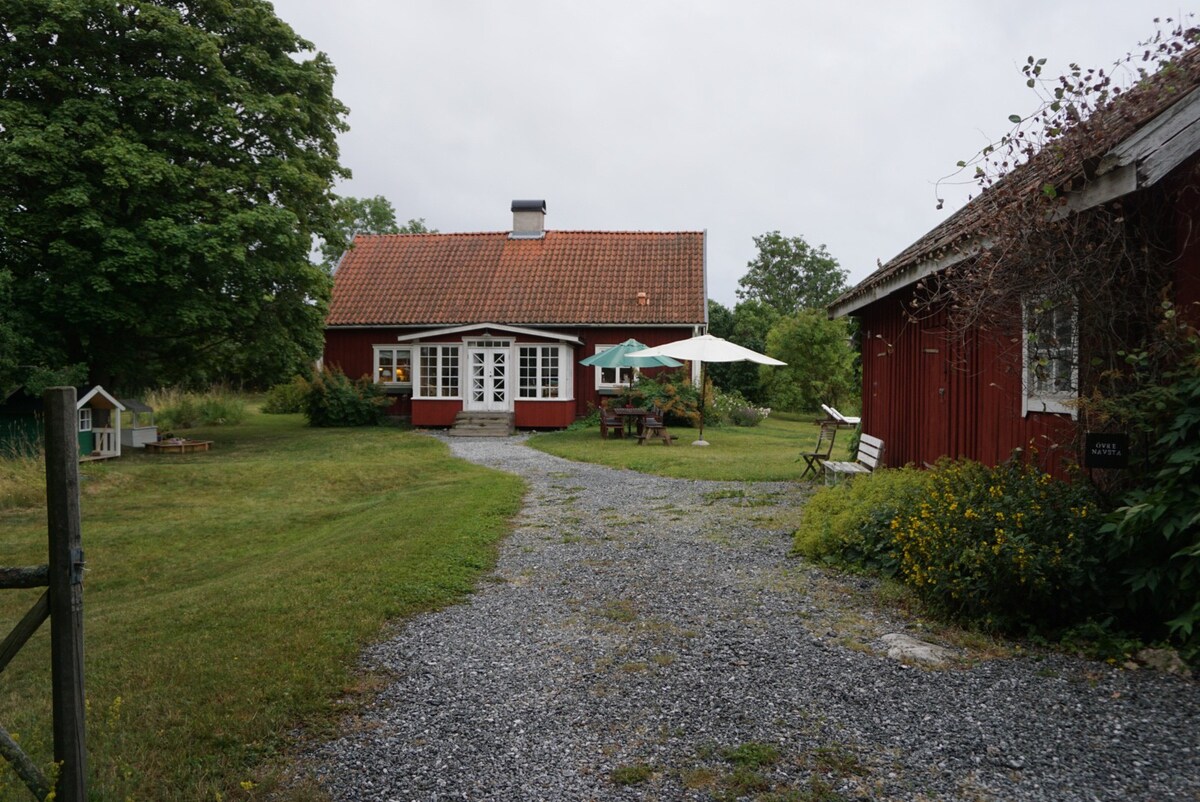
(326, 230), (707, 327)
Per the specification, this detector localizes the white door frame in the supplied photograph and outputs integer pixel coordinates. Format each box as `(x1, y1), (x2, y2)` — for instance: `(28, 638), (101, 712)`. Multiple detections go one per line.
(464, 339), (512, 412)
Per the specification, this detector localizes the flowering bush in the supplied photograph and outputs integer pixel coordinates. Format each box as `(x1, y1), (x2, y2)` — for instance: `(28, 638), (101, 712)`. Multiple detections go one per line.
(712, 388), (770, 427)
(890, 459), (1107, 632)
(793, 467), (931, 574)
(624, 369), (701, 426)
(303, 367), (388, 427)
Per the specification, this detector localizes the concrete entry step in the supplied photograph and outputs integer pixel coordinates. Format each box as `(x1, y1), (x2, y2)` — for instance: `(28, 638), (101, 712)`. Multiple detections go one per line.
(447, 412), (515, 437)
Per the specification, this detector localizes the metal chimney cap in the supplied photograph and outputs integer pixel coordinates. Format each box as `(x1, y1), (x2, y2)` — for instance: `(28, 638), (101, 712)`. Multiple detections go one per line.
(511, 199), (546, 212)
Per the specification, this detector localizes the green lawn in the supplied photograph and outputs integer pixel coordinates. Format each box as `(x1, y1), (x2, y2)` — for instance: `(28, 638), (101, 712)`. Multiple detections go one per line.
(527, 413), (854, 481)
(0, 412), (523, 801)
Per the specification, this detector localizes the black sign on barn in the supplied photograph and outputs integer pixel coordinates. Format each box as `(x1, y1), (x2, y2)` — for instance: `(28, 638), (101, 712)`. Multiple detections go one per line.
(1085, 432), (1129, 469)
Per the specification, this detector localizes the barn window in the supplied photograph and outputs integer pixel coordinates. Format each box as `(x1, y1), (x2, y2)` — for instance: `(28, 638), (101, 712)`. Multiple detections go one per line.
(372, 346), (412, 385)
(1022, 296), (1077, 418)
(518, 346), (563, 399)
(417, 345), (460, 398)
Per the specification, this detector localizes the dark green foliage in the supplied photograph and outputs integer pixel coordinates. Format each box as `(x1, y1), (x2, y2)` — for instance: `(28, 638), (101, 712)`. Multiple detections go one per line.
(302, 367), (387, 427)
(0, 0), (348, 391)
(261, 375), (310, 414)
(736, 231), (848, 314)
(706, 299), (777, 403)
(1104, 341), (1200, 660)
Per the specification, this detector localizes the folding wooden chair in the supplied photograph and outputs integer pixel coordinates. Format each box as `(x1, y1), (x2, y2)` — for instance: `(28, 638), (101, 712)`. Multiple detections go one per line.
(798, 421), (837, 479)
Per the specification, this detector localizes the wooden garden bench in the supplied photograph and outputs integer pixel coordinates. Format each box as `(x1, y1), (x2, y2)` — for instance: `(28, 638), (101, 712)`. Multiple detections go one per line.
(798, 421), (837, 480)
(822, 433), (884, 485)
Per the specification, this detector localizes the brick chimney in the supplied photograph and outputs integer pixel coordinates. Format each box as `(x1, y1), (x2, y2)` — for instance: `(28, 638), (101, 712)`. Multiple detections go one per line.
(510, 199), (546, 239)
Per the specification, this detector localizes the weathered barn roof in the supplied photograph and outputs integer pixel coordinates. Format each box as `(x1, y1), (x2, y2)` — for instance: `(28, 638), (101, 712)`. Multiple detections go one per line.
(326, 230), (707, 328)
(831, 44), (1200, 318)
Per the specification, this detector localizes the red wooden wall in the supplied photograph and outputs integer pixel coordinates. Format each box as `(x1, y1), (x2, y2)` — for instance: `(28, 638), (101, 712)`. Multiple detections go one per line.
(856, 299), (1076, 475)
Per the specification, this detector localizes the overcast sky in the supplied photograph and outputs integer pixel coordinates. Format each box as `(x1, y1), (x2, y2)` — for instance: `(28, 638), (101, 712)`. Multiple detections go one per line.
(268, 1), (1192, 307)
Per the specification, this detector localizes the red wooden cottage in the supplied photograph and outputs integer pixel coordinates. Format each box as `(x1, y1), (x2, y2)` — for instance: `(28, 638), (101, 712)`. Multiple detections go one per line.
(830, 55), (1200, 474)
(323, 200), (707, 428)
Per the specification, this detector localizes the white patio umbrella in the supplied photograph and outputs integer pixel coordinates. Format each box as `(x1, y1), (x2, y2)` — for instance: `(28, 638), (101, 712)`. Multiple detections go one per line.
(629, 334), (785, 445)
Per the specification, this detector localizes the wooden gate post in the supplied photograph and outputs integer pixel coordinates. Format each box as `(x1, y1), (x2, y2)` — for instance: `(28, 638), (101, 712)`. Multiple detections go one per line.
(44, 388), (87, 801)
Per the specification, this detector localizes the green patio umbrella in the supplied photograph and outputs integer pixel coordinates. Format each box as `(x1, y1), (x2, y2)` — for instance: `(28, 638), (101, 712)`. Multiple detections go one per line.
(580, 339), (683, 402)
(579, 339), (684, 370)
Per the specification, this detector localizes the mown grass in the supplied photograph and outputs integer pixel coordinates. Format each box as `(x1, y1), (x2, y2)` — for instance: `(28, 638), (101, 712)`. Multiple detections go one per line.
(527, 413), (853, 481)
(0, 410), (523, 801)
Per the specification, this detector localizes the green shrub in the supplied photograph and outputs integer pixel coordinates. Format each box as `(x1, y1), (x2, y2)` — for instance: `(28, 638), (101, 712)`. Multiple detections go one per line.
(890, 459), (1107, 633)
(712, 388), (770, 427)
(303, 367), (388, 427)
(261, 375), (310, 414)
(793, 467), (931, 574)
(1103, 341), (1200, 660)
(149, 388), (247, 429)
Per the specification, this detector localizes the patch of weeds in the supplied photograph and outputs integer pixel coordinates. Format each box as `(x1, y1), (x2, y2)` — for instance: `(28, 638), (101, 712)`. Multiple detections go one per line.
(1035, 667), (1059, 678)
(597, 599), (638, 623)
(619, 661), (651, 673)
(704, 488), (747, 503)
(651, 652), (676, 667)
(723, 764), (772, 796)
(837, 637), (875, 655)
(610, 762), (654, 786)
(560, 534), (583, 544)
(811, 745), (864, 777)
(722, 741), (781, 768)
(680, 766), (720, 791)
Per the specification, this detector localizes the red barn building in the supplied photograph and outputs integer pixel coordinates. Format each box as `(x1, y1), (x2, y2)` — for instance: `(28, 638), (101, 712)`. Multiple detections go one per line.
(323, 201), (707, 429)
(830, 60), (1200, 474)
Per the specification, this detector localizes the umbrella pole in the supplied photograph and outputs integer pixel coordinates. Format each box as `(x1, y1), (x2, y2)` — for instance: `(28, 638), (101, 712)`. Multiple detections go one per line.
(693, 362), (709, 446)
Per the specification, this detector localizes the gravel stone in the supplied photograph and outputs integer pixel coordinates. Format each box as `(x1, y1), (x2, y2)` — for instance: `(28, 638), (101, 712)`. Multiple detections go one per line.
(309, 434), (1200, 801)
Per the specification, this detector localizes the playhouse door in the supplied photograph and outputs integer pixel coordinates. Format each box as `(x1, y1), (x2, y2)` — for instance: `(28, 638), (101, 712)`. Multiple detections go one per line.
(466, 344), (510, 412)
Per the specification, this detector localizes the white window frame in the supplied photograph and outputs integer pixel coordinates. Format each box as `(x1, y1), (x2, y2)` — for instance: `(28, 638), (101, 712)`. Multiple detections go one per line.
(518, 344), (567, 399)
(372, 345), (412, 386)
(593, 344), (634, 390)
(416, 345), (461, 399)
(1022, 296), (1078, 418)
(78, 408), (92, 432)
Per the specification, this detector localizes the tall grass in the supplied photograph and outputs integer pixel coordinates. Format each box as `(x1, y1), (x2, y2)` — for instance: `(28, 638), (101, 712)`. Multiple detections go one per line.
(0, 450), (45, 511)
(147, 387), (248, 430)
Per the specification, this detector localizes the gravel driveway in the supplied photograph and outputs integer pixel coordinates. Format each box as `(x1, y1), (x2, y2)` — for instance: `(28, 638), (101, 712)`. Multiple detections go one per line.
(311, 435), (1199, 801)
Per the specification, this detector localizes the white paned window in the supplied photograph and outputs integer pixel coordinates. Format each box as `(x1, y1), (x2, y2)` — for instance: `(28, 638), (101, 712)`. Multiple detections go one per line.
(1023, 296), (1078, 417)
(593, 344), (633, 389)
(519, 345), (562, 399)
(78, 408), (92, 432)
(418, 345), (461, 398)
(373, 346), (412, 385)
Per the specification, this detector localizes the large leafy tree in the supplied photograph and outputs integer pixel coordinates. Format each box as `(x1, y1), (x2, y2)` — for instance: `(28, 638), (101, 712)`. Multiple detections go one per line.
(319, 195), (435, 270)
(0, 0), (349, 391)
(737, 231), (848, 314)
(761, 309), (856, 413)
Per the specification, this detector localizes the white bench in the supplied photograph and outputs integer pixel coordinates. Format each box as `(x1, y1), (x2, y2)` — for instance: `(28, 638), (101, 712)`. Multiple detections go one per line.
(821, 403), (861, 429)
(823, 433), (884, 485)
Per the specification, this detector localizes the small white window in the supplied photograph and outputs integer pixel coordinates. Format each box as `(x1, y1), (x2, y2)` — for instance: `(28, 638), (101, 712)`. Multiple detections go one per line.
(373, 346), (412, 385)
(1023, 296), (1078, 417)
(593, 344), (634, 390)
(78, 408), (92, 432)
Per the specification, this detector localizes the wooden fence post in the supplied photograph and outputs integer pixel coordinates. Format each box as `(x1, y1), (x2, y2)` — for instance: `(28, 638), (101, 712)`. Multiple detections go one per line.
(44, 388), (87, 801)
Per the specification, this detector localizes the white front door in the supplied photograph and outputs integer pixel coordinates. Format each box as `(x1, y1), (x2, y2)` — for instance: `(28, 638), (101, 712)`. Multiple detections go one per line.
(466, 343), (510, 412)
